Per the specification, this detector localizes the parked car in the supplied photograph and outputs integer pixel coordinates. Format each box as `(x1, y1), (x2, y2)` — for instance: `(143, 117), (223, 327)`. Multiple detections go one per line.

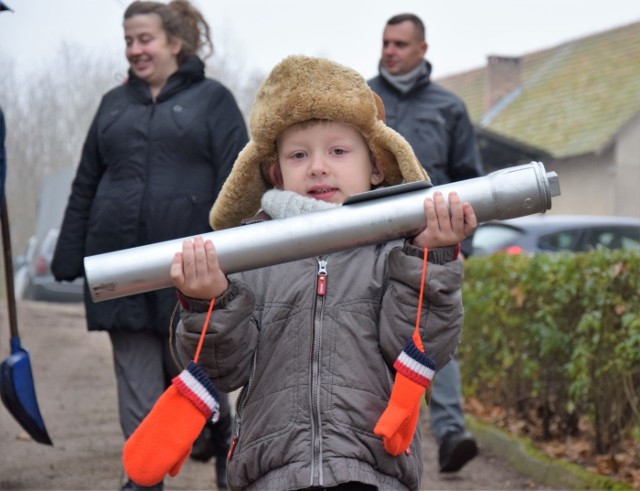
(13, 235), (37, 299)
(15, 166), (83, 302)
(471, 215), (640, 256)
(21, 228), (84, 302)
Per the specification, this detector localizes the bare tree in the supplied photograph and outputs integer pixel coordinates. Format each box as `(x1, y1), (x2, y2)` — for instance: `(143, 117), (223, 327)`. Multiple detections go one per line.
(2, 35), (264, 255)
(205, 26), (265, 121)
(2, 44), (122, 251)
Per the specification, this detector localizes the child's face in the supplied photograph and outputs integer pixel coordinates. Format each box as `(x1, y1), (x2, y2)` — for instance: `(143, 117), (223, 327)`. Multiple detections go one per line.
(274, 121), (384, 205)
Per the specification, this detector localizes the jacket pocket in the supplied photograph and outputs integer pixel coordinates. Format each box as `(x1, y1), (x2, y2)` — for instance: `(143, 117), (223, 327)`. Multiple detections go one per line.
(233, 311), (303, 448)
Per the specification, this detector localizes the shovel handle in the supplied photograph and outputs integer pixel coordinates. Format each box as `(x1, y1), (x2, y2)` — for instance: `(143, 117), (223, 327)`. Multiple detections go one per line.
(1, 196), (19, 339)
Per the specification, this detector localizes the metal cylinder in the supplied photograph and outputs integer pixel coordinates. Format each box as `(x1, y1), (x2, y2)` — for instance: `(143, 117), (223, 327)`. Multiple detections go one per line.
(84, 161), (560, 302)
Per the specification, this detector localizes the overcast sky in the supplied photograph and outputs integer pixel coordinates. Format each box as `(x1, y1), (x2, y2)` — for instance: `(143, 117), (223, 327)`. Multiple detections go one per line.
(1, 0), (640, 81)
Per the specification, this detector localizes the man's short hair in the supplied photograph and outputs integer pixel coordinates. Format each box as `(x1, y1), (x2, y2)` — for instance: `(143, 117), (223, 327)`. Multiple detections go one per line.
(386, 13), (426, 42)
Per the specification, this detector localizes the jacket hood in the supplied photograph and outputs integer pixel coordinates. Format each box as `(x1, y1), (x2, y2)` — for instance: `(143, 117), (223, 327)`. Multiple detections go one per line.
(127, 55), (205, 103)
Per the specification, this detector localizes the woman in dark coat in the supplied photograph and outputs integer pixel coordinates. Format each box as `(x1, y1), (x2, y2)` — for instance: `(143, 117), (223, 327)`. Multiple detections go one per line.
(51, 1), (248, 489)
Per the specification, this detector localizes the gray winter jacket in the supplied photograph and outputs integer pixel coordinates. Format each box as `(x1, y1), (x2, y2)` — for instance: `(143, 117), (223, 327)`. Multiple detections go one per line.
(176, 209), (465, 490)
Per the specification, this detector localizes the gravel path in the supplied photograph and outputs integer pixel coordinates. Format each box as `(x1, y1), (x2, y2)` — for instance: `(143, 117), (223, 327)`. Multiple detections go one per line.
(0, 301), (559, 490)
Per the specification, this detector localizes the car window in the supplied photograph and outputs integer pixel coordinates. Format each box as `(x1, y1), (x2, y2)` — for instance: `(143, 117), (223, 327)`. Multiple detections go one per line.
(537, 230), (582, 251)
(620, 236), (640, 250)
(472, 224), (525, 254)
(580, 226), (640, 251)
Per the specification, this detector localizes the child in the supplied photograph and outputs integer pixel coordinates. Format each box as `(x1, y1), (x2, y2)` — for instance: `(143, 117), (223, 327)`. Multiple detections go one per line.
(171, 56), (476, 491)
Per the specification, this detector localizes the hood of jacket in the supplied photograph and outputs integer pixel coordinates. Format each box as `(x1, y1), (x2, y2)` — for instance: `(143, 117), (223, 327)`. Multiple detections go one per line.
(127, 55), (206, 103)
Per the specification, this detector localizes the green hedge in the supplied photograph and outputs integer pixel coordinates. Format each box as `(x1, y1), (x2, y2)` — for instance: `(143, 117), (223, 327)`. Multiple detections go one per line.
(460, 249), (640, 453)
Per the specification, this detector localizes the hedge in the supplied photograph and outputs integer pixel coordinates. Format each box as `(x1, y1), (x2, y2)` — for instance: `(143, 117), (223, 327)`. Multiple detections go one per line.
(459, 249), (640, 453)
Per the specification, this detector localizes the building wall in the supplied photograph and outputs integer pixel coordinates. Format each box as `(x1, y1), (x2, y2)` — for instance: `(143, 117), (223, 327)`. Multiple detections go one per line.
(528, 113), (640, 219)
(614, 114), (640, 218)
(545, 151), (617, 216)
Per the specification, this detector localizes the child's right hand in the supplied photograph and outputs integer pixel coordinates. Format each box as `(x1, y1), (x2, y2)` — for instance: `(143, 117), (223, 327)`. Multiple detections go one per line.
(170, 236), (229, 300)
(412, 191), (477, 249)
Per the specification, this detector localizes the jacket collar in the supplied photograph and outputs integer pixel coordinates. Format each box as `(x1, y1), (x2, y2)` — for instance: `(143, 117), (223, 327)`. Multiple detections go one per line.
(127, 55), (206, 103)
(378, 59), (432, 94)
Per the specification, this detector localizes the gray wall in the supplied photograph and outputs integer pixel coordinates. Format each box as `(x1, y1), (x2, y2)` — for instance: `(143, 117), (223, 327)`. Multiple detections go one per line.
(543, 114), (640, 219)
(615, 113), (640, 218)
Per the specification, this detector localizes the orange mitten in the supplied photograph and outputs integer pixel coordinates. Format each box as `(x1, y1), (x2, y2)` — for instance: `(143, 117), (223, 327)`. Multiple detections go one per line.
(374, 339), (436, 456)
(123, 361), (220, 486)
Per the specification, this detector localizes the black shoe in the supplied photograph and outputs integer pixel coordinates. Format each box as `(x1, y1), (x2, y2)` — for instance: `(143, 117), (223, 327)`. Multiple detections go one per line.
(438, 431), (478, 473)
(121, 479), (164, 491)
(190, 425), (216, 462)
(215, 455), (229, 490)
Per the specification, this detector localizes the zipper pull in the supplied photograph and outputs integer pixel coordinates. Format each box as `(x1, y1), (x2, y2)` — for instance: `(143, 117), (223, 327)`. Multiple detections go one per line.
(227, 435), (238, 461)
(317, 259), (328, 296)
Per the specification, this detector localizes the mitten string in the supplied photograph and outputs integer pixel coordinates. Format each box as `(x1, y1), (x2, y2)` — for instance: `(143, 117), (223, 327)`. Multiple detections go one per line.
(194, 298), (215, 364)
(373, 246), (435, 456)
(412, 247), (428, 352)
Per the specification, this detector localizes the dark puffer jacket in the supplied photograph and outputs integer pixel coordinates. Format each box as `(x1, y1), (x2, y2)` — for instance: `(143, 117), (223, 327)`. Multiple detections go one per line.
(51, 56), (248, 333)
(368, 60), (483, 187)
(176, 225), (464, 490)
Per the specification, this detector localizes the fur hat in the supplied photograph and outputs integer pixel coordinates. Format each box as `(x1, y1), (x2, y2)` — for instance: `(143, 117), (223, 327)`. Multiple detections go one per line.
(210, 55), (428, 230)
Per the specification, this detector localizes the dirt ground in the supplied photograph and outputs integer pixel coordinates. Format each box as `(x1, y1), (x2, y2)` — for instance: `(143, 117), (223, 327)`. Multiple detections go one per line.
(0, 300), (559, 491)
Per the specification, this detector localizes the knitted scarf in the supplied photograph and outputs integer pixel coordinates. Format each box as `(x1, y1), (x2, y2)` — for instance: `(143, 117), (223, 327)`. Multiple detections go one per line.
(380, 62), (428, 94)
(261, 189), (338, 219)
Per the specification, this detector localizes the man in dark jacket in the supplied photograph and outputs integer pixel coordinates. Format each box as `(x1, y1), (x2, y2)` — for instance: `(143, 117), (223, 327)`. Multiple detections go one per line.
(369, 13), (484, 474)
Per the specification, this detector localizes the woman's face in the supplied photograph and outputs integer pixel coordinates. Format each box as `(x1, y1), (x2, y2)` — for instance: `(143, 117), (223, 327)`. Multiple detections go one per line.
(124, 13), (182, 93)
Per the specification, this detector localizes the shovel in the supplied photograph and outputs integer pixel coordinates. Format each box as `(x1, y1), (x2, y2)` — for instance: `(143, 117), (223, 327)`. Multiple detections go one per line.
(0, 196), (53, 445)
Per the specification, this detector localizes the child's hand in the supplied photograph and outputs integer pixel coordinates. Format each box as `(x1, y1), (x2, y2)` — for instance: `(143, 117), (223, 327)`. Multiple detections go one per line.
(413, 191), (477, 249)
(170, 236), (229, 300)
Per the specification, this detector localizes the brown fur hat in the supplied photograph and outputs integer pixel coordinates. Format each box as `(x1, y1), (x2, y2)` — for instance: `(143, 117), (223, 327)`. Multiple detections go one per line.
(210, 55), (428, 230)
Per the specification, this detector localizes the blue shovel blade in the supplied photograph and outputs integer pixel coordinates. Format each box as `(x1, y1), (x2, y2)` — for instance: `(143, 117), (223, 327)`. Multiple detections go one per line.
(0, 337), (53, 445)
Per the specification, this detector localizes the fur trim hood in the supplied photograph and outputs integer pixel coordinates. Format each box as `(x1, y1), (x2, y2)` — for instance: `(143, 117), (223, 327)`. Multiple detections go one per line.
(210, 55), (428, 230)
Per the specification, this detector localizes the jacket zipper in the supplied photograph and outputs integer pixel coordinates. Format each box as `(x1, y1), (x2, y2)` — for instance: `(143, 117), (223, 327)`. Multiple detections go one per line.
(136, 101), (157, 244)
(309, 257), (327, 487)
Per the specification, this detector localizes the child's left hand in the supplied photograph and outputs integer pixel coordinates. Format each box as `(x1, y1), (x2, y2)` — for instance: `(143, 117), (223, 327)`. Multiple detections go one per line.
(413, 191), (477, 249)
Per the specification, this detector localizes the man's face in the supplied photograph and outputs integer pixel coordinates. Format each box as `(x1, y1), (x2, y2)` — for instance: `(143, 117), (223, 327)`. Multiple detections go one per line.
(381, 21), (427, 75)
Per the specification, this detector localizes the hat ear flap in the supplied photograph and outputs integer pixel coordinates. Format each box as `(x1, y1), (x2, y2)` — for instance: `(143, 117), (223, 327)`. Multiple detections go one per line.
(210, 142), (270, 230)
(370, 123), (429, 186)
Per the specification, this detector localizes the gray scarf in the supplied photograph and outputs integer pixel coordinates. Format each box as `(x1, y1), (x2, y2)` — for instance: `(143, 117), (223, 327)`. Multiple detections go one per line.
(261, 189), (338, 220)
(380, 62), (427, 94)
